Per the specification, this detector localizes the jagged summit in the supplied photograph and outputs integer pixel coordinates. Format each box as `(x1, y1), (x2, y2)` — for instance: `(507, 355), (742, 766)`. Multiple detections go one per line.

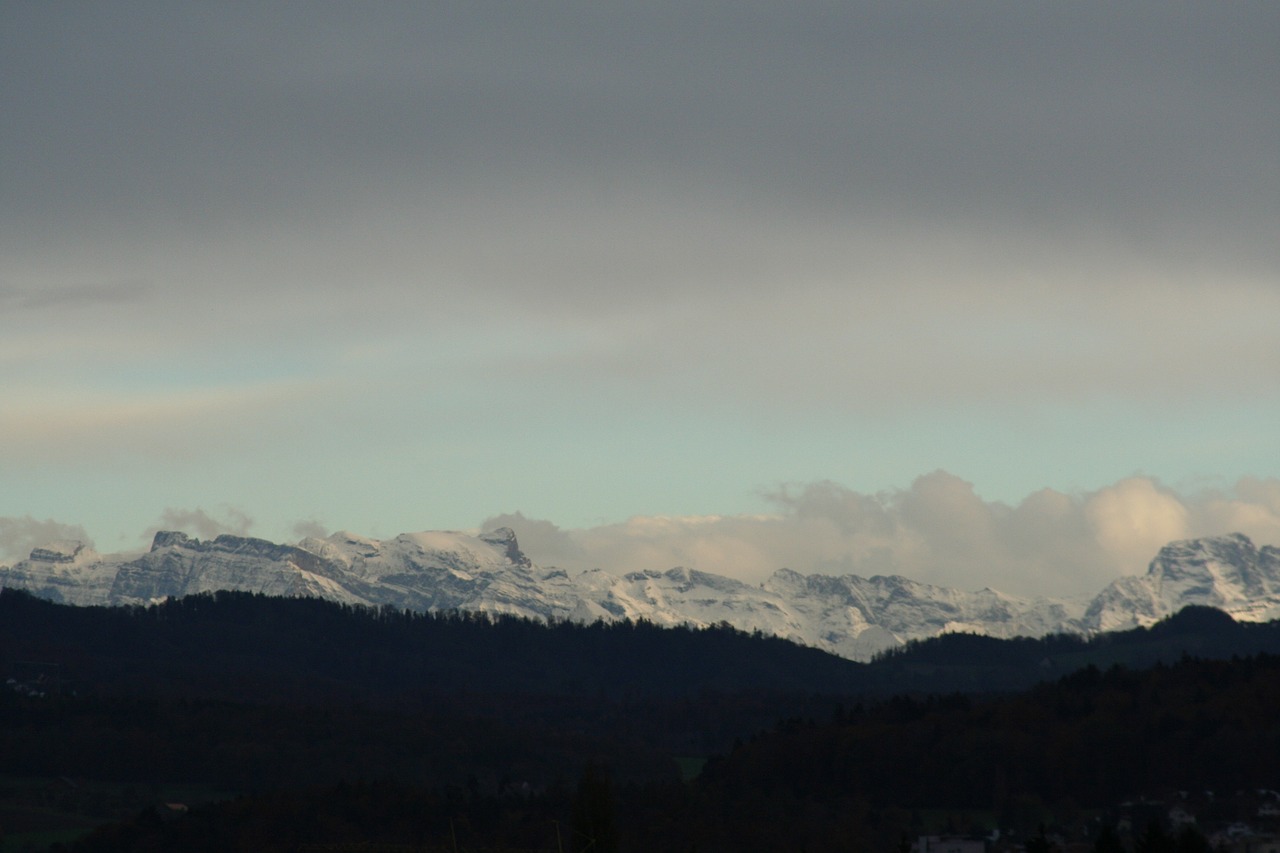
(3, 528), (1279, 661)
(151, 530), (191, 550)
(478, 527), (531, 567)
(149, 530), (305, 562)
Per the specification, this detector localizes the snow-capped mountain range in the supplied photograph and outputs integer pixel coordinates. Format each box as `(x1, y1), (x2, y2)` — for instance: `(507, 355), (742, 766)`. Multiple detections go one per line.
(3, 529), (1278, 661)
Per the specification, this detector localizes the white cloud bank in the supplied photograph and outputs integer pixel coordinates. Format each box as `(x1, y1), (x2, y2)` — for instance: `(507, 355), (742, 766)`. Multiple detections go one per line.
(486, 473), (1280, 598)
(0, 516), (94, 563)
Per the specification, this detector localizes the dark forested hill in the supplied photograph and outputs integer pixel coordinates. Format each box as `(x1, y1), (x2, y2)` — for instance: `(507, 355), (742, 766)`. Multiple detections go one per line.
(41, 646), (1280, 852)
(8, 591), (1280, 852)
(864, 603), (1280, 693)
(7, 590), (1278, 707)
(0, 587), (870, 702)
(0, 588), (861, 800)
(680, 652), (1280, 851)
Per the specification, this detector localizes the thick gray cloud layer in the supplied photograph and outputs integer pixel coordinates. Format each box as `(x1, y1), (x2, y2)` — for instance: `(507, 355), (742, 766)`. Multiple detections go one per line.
(6, 3), (1275, 264)
(2, 4), (1278, 567)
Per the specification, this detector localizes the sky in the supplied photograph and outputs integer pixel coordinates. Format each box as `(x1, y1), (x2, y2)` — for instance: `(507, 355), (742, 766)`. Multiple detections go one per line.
(2, 3), (1279, 597)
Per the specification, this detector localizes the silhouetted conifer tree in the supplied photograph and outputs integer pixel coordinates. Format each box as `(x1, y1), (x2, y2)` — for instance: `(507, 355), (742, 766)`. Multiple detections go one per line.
(1025, 824), (1054, 853)
(1135, 820), (1175, 853)
(1173, 825), (1212, 853)
(571, 761), (618, 853)
(1093, 823), (1125, 853)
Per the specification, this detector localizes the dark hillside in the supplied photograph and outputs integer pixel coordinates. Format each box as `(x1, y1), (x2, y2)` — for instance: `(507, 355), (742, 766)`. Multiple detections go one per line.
(9, 592), (1280, 851)
(692, 654), (1280, 833)
(48, 654), (1280, 853)
(0, 587), (868, 703)
(869, 605), (1280, 692)
(0, 589), (859, 798)
(8, 590), (1279, 707)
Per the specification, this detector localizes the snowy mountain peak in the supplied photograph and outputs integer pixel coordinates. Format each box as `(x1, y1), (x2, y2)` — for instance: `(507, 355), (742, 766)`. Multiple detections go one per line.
(1084, 534), (1280, 631)
(1147, 533), (1265, 591)
(3, 529), (1280, 660)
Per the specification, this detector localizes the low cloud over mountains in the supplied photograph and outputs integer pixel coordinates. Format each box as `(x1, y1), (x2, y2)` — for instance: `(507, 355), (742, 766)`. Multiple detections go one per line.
(485, 473), (1280, 598)
(0, 516), (93, 565)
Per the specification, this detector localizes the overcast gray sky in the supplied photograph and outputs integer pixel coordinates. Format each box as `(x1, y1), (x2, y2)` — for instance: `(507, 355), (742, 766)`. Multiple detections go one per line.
(3, 2), (1278, 595)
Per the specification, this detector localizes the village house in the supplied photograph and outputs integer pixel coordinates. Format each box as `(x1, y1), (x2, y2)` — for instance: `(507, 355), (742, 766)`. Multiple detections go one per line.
(915, 835), (987, 853)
